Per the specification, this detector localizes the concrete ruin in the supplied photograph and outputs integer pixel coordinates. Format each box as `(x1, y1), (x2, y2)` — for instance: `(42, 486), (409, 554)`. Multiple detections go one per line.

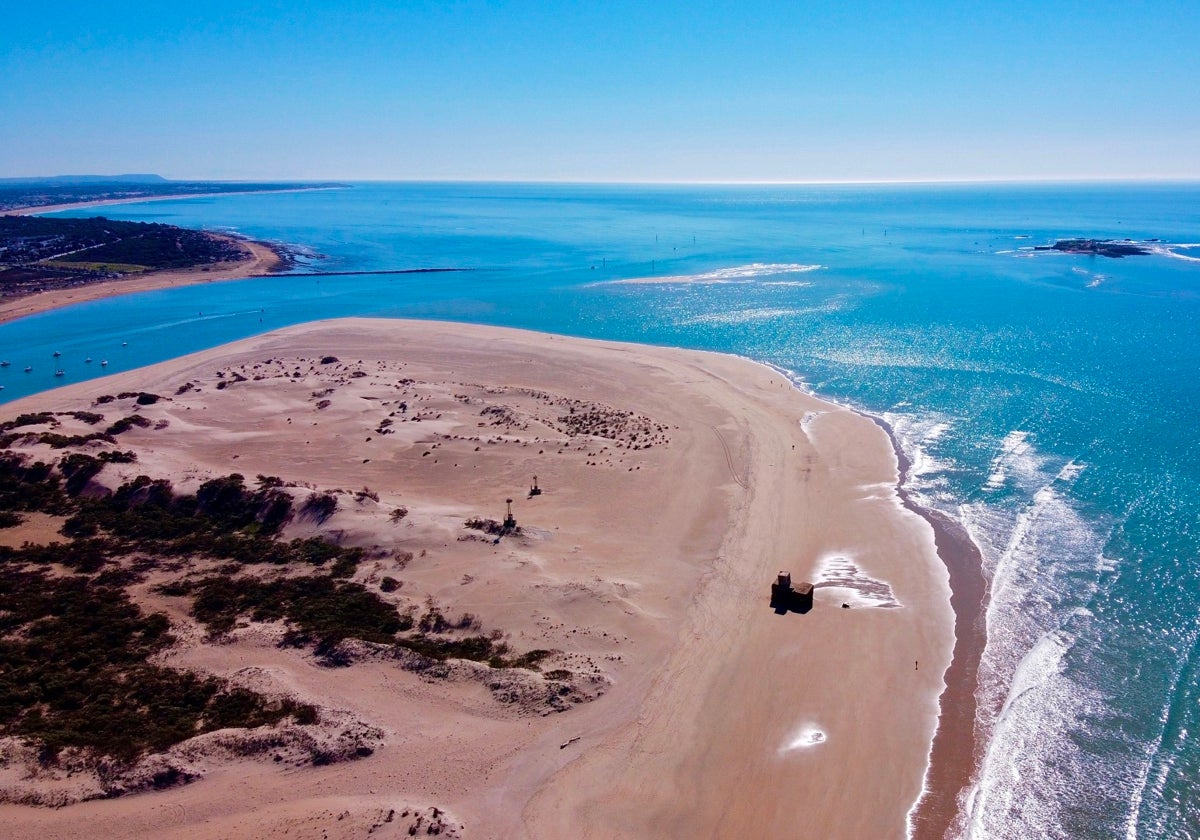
(770, 571), (814, 613)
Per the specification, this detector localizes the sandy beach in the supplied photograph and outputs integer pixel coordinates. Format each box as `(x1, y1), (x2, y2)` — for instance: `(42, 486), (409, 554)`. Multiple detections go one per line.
(0, 318), (955, 838)
(0, 236), (283, 326)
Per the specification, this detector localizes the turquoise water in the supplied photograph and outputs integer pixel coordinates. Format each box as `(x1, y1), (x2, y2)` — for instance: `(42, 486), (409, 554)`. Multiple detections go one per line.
(5, 182), (1200, 837)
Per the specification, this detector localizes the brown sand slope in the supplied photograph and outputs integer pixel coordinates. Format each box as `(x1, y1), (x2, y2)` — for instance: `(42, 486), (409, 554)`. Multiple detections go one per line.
(0, 319), (952, 839)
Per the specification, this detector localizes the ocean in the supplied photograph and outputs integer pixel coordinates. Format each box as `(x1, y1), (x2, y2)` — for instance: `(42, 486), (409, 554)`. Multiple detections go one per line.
(4, 182), (1198, 838)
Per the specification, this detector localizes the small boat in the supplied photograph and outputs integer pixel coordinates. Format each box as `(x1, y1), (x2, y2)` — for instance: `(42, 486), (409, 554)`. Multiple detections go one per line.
(0, 361), (9, 367)
(122, 341), (128, 346)
(23, 366), (32, 373)
(54, 370), (65, 377)
(85, 357), (93, 364)
(100, 360), (108, 367)
(53, 351), (61, 357)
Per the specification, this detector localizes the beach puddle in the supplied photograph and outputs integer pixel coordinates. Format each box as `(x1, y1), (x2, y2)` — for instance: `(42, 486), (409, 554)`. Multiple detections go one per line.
(780, 724), (827, 754)
(812, 553), (902, 608)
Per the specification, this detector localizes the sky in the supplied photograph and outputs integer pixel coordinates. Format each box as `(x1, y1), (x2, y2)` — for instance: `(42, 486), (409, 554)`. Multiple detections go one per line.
(2, 0), (1198, 182)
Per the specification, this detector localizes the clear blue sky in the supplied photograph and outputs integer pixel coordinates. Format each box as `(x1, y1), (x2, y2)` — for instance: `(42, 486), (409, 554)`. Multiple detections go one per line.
(2, 0), (1197, 182)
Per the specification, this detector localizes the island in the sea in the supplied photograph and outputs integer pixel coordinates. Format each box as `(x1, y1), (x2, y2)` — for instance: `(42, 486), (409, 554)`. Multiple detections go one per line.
(1034, 238), (1154, 258)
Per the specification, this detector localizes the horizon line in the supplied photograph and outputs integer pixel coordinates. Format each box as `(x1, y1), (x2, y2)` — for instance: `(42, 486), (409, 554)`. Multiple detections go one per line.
(339, 175), (1200, 187)
(6, 174), (1200, 188)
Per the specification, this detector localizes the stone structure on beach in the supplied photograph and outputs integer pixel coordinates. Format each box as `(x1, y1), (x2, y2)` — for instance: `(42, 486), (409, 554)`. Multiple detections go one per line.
(770, 571), (814, 612)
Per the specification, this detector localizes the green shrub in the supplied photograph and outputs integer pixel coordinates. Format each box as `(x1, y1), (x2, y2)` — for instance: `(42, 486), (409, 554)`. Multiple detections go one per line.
(69, 411), (105, 425)
(0, 453), (68, 514)
(104, 415), (152, 435)
(301, 492), (337, 523)
(4, 412), (55, 430)
(0, 566), (293, 764)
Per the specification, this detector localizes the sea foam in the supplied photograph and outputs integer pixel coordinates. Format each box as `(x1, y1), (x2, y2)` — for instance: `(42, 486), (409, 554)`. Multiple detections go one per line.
(957, 436), (1126, 839)
(604, 262), (822, 285)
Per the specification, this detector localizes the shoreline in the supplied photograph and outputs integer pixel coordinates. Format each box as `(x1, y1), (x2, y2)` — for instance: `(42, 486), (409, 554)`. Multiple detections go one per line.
(0, 318), (956, 838)
(866, 415), (988, 840)
(0, 234), (286, 326)
(4, 185), (345, 218)
(766, 361), (989, 839)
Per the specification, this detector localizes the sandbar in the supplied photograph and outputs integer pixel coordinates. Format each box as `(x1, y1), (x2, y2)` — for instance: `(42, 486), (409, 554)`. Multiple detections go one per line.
(0, 318), (955, 838)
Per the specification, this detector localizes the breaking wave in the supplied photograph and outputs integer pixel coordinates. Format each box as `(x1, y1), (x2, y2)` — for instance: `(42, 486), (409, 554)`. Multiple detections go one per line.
(603, 263), (822, 285)
(871, 406), (1136, 838)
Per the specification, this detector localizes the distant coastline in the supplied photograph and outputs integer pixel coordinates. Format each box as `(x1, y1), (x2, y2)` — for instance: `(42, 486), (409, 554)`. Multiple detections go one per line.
(0, 234), (287, 326)
(0, 185), (344, 325)
(7, 184), (345, 217)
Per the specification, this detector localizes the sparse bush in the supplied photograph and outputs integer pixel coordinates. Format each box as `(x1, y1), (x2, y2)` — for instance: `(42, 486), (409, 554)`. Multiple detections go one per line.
(105, 414), (152, 436)
(454, 612), (481, 631)
(184, 573), (405, 646)
(37, 431), (115, 448)
(60, 512), (98, 537)
(0, 565), (295, 764)
(418, 602), (448, 633)
(69, 411), (104, 425)
(58, 452), (104, 495)
(0, 453), (68, 514)
(0, 439), (554, 766)
(301, 491), (337, 523)
(5, 412), (55, 429)
(100, 450), (137, 463)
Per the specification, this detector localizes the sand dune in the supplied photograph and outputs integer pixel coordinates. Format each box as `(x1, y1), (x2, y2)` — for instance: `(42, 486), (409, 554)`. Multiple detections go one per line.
(0, 319), (953, 838)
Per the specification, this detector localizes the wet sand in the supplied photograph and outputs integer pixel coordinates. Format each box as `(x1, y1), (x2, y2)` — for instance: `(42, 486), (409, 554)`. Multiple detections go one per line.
(871, 417), (988, 840)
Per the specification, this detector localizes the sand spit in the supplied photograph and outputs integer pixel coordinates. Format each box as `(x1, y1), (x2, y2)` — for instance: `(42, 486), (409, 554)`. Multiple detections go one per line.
(0, 319), (953, 838)
(5, 186), (342, 219)
(0, 235), (284, 326)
